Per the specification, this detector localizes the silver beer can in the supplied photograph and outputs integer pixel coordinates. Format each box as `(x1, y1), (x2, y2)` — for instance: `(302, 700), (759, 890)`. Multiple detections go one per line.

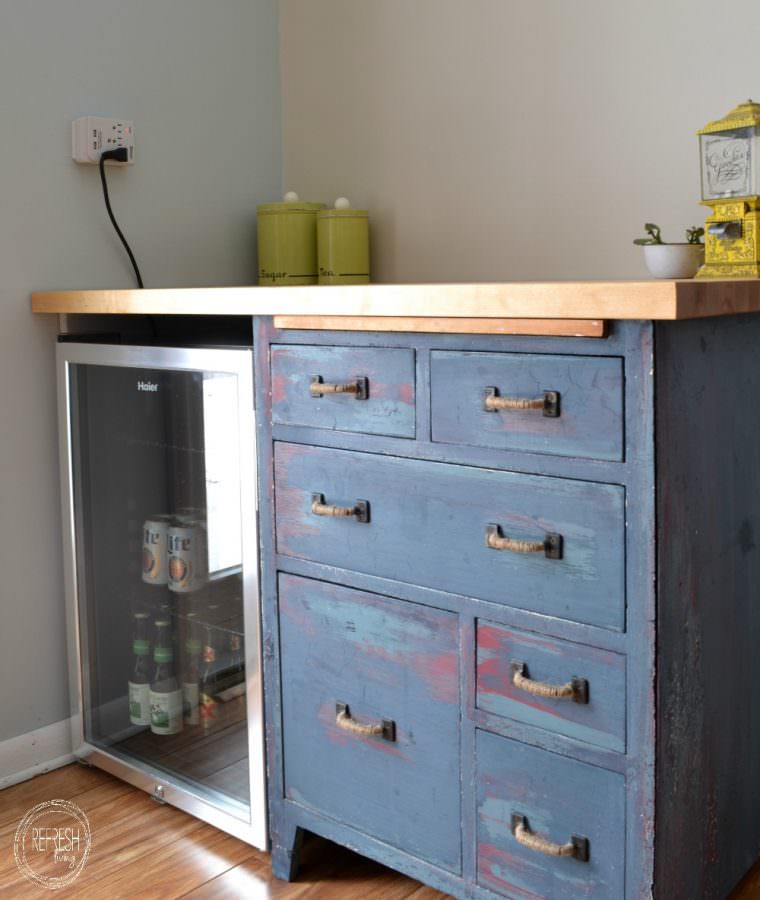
(142, 514), (173, 585)
(168, 517), (207, 593)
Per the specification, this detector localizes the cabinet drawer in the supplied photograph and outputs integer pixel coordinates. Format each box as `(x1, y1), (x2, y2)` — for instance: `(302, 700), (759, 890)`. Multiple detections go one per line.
(271, 344), (415, 437)
(275, 444), (625, 630)
(476, 731), (625, 898)
(279, 574), (461, 873)
(431, 351), (623, 461)
(476, 622), (626, 752)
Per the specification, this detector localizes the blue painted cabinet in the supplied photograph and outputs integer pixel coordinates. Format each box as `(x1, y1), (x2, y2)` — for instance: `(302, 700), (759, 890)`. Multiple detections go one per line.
(255, 315), (760, 899)
(279, 574), (461, 872)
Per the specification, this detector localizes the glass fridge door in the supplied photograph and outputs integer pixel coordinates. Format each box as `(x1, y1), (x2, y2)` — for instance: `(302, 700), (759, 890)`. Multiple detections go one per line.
(57, 344), (265, 847)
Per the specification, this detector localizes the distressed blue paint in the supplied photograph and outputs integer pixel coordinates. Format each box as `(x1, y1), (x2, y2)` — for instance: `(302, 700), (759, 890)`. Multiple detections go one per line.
(476, 621), (626, 753)
(278, 573), (461, 873)
(431, 350), (624, 461)
(271, 343), (416, 437)
(476, 730), (625, 898)
(274, 442), (626, 630)
(255, 320), (660, 899)
(654, 315), (760, 899)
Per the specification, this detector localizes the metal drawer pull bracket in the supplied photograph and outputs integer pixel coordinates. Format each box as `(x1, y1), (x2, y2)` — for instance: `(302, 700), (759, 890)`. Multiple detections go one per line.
(511, 661), (589, 704)
(486, 524), (563, 559)
(310, 374), (369, 400)
(311, 493), (370, 523)
(483, 386), (560, 417)
(511, 814), (590, 862)
(335, 702), (396, 741)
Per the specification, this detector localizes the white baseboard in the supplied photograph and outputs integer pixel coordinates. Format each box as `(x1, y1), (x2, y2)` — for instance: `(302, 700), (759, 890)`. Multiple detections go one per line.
(0, 719), (75, 789)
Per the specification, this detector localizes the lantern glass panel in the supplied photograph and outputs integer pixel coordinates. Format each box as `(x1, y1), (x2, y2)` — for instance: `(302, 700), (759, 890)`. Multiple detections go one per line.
(700, 126), (760, 200)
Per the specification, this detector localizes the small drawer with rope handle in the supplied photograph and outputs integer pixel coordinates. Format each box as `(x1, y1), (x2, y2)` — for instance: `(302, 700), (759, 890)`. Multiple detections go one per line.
(278, 573), (461, 873)
(271, 343), (415, 437)
(476, 729), (625, 899)
(430, 350), (624, 461)
(476, 621), (626, 752)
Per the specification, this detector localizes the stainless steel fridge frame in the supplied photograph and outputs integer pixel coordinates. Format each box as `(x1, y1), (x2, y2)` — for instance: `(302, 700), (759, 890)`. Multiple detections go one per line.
(57, 342), (267, 849)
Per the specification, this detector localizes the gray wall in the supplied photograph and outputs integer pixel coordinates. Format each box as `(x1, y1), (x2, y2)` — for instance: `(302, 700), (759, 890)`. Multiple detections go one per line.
(280, 0), (760, 282)
(0, 0), (280, 743)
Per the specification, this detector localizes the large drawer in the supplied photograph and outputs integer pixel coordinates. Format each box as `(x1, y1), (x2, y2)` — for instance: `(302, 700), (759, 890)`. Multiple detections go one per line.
(271, 344), (416, 437)
(279, 574), (461, 873)
(275, 443), (626, 630)
(476, 731), (625, 898)
(430, 351), (624, 461)
(476, 621), (626, 752)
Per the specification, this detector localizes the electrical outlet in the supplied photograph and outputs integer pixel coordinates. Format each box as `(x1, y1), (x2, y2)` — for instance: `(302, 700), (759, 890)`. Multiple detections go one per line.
(72, 116), (135, 165)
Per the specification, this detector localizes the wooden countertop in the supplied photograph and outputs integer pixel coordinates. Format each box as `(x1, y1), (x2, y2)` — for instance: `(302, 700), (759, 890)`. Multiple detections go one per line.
(30, 280), (760, 335)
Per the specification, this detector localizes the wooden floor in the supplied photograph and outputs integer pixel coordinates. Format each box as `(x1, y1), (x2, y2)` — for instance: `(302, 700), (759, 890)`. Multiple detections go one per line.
(0, 764), (445, 898)
(3, 763), (760, 898)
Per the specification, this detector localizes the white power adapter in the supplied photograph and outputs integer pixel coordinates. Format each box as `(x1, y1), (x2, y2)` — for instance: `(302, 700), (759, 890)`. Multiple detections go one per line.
(72, 116), (135, 165)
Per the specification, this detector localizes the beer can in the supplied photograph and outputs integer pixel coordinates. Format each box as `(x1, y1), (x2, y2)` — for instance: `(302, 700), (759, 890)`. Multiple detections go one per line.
(142, 514), (173, 585)
(168, 518), (207, 594)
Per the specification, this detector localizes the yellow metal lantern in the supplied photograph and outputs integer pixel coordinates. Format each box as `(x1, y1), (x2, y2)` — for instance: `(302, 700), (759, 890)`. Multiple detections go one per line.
(697, 100), (760, 278)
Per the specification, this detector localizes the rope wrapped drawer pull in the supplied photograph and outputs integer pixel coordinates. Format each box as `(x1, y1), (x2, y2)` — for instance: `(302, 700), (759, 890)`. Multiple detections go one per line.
(511, 661), (589, 704)
(483, 386), (560, 417)
(311, 493), (370, 523)
(511, 814), (590, 862)
(310, 374), (369, 400)
(486, 524), (563, 559)
(335, 703), (396, 742)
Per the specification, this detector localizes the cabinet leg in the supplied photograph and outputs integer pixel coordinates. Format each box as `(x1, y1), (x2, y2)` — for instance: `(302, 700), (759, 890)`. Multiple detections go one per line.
(271, 822), (304, 881)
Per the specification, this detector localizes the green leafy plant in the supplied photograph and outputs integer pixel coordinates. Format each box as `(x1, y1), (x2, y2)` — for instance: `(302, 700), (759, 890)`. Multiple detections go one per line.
(633, 223), (664, 245)
(634, 223), (705, 245)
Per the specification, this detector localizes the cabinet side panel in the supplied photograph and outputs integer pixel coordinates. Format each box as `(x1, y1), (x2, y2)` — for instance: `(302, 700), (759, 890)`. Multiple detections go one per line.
(655, 315), (760, 899)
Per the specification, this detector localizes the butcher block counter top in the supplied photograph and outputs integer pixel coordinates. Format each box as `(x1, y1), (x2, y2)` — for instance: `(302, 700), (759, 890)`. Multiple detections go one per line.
(30, 279), (760, 336)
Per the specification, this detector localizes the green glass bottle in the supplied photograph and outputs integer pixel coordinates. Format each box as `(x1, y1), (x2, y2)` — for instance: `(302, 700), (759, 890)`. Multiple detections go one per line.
(149, 619), (183, 735)
(128, 613), (151, 726)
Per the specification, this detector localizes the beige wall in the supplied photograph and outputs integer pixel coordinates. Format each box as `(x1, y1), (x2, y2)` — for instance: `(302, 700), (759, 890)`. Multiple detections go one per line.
(0, 0), (280, 745)
(280, 0), (760, 282)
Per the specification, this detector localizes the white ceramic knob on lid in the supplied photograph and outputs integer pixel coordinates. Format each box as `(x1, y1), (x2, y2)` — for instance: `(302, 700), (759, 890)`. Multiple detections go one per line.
(334, 197), (351, 209)
(283, 191), (300, 202)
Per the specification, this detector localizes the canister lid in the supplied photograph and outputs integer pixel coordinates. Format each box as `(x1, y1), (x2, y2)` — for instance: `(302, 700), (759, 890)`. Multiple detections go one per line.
(257, 192), (325, 214)
(257, 201), (326, 214)
(318, 198), (368, 219)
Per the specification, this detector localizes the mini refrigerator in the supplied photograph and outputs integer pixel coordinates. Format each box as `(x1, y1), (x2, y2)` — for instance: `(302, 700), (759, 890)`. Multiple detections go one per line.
(57, 342), (266, 848)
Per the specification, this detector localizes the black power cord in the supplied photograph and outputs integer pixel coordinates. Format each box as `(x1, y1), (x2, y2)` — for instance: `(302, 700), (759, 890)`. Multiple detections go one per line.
(99, 148), (144, 288)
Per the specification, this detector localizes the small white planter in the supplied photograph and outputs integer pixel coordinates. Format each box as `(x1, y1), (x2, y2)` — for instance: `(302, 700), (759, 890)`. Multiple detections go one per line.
(642, 243), (705, 279)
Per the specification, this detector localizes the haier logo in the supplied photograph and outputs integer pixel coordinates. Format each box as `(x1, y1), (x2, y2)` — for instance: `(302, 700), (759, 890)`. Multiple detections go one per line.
(137, 381), (159, 392)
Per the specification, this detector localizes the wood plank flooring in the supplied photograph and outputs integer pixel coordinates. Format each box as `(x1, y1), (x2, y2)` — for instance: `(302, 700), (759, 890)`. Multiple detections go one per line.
(0, 765), (445, 898)
(2, 763), (760, 897)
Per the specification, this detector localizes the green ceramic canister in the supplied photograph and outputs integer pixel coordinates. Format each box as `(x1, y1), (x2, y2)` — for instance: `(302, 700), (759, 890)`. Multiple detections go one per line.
(317, 198), (370, 285)
(256, 193), (325, 285)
